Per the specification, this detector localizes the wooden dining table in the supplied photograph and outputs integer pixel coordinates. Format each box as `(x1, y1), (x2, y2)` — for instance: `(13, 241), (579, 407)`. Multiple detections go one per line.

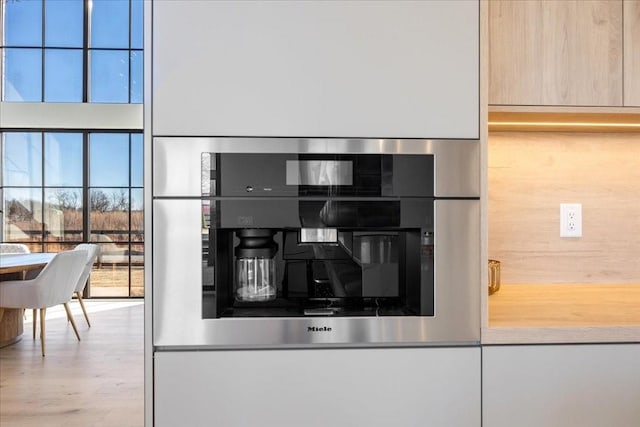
(0, 253), (56, 348)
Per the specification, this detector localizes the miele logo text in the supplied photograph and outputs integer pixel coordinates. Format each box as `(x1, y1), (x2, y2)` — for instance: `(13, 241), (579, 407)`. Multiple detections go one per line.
(308, 326), (332, 332)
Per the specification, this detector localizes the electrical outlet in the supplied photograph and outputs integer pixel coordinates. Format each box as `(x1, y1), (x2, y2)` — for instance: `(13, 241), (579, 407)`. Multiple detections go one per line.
(560, 203), (582, 238)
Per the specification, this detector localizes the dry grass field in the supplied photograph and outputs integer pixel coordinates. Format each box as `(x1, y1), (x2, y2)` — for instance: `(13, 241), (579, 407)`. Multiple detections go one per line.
(6, 208), (144, 297)
(89, 266), (144, 297)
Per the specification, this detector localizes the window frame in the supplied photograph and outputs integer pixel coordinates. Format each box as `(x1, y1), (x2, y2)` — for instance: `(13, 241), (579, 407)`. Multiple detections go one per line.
(0, 0), (144, 298)
(1, 130), (144, 297)
(0, 0), (143, 104)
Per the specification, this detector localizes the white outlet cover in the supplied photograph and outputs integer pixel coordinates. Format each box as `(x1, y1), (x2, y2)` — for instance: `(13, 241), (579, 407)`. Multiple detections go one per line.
(560, 203), (582, 238)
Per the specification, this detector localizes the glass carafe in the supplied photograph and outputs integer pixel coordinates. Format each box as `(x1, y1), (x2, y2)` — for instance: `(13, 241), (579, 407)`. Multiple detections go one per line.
(235, 256), (276, 302)
(234, 229), (278, 302)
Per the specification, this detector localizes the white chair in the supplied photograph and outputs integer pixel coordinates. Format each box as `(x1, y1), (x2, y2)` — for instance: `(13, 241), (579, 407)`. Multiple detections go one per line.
(0, 243), (30, 254)
(73, 244), (100, 327)
(0, 250), (87, 356)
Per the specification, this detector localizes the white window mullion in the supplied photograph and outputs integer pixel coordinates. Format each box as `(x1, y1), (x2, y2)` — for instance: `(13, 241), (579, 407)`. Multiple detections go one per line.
(0, 102), (142, 130)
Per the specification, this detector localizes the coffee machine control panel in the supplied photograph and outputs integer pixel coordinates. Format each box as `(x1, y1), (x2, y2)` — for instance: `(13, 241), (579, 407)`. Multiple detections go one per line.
(205, 153), (434, 198)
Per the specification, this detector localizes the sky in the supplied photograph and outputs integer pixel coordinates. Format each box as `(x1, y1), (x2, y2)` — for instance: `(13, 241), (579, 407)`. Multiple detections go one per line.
(1, 0), (144, 211)
(2, 0), (143, 103)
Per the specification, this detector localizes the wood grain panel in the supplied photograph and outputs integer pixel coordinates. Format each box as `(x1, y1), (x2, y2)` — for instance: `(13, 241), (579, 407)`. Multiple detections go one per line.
(489, 0), (623, 106)
(489, 0), (543, 104)
(489, 110), (640, 132)
(489, 284), (640, 327)
(482, 325), (640, 344)
(484, 283), (640, 344)
(0, 309), (23, 347)
(488, 132), (640, 284)
(625, 0), (640, 106)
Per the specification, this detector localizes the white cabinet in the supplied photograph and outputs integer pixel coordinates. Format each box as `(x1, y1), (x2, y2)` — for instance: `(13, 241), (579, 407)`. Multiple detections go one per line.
(152, 1), (479, 139)
(483, 344), (640, 427)
(154, 347), (481, 427)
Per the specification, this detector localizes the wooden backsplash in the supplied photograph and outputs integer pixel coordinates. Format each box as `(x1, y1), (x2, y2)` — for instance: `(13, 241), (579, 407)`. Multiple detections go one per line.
(488, 132), (640, 284)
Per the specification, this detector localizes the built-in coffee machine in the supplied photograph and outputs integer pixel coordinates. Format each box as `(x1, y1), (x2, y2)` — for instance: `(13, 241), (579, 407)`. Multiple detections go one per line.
(152, 137), (479, 348)
(201, 153), (434, 319)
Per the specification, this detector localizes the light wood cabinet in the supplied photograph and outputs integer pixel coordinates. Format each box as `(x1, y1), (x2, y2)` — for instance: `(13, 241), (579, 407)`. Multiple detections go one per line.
(489, 0), (623, 106)
(483, 344), (640, 427)
(625, 0), (640, 106)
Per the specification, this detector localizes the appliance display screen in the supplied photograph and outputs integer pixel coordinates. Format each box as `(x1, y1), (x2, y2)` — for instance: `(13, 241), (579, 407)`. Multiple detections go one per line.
(286, 160), (353, 186)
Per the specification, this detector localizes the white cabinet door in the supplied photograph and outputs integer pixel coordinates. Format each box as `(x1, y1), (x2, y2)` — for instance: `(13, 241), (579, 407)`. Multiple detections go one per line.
(152, 1), (479, 139)
(483, 344), (640, 427)
(154, 347), (481, 427)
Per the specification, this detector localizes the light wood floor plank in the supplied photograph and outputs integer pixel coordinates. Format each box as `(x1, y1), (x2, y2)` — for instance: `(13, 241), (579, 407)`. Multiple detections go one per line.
(0, 301), (144, 427)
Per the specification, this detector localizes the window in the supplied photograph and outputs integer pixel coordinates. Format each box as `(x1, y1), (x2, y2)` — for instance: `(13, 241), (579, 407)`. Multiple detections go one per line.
(1, 0), (143, 103)
(2, 132), (83, 245)
(0, 0), (143, 297)
(1, 131), (144, 297)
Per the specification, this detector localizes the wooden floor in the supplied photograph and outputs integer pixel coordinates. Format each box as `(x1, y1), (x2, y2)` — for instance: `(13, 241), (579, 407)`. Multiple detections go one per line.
(0, 300), (144, 427)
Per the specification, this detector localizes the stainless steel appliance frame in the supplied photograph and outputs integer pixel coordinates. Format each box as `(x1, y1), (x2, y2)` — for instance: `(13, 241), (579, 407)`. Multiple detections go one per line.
(152, 137), (480, 349)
